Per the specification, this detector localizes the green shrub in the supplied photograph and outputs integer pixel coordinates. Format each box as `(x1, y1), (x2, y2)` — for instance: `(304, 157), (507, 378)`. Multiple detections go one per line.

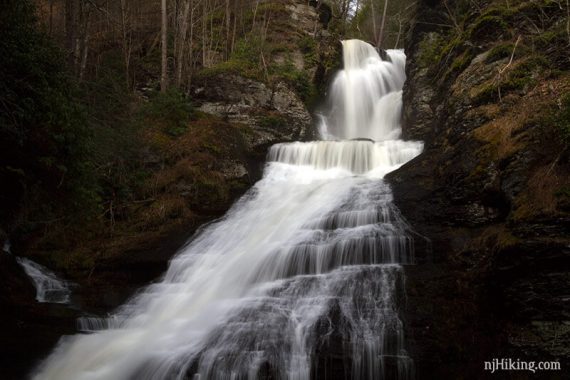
(298, 35), (318, 66)
(0, 0), (98, 227)
(197, 36), (267, 81)
(271, 61), (316, 104)
(258, 115), (288, 129)
(139, 89), (194, 137)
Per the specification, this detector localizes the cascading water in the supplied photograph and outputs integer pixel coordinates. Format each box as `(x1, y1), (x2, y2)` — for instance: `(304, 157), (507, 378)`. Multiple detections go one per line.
(319, 40), (407, 141)
(3, 240), (72, 304)
(33, 39), (423, 380)
(16, 257), (72, 304)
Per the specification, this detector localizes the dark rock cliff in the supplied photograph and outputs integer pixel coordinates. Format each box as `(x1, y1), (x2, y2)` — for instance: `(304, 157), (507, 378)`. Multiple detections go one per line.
(388, 0), (570, 378)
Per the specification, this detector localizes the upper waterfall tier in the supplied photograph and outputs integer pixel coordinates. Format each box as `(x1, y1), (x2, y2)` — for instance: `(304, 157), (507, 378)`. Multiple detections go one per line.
(268, 140), (423, 177)
(320, 40), (407, 141)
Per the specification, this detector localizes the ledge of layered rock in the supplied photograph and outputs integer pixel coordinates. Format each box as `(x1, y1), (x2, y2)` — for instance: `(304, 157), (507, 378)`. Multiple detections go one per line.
(389, 0), (570, 376)
(194, 74), (313, 155)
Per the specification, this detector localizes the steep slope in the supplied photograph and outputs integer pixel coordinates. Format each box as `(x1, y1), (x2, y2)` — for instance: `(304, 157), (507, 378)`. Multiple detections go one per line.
(388, 0), (570, 377)
(0, 1), (337, 378)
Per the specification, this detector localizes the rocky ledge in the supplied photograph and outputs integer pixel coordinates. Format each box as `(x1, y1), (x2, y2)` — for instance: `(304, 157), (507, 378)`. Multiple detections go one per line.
(388, 0), (570, 378)
(193, 74), (314, 154)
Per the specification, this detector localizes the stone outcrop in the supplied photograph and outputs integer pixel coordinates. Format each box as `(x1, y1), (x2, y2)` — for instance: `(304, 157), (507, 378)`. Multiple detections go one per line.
(194, 75), (313, 154)
(191, 0), (339, 157)
(388, 0), (570, 377)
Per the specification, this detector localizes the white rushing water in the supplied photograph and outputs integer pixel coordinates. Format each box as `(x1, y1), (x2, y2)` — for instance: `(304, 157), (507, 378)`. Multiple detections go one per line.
(3, 240), (71, 304)
(319, 40), (406, 141)
(16, 257), (72, 304)
(3, 239), (11, 254)
(34, 40), (423, 380)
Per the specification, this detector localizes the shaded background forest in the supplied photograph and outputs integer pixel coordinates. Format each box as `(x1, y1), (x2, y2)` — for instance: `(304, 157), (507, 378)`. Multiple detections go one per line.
(0, 0), (413, 274)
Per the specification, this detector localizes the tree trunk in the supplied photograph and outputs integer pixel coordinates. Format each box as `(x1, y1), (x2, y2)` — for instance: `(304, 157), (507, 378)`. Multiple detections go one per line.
(65, 0), (79, 68)
(225, 0), (230, 59)
(202, 0), (207, 66)
(176, 0), (191, 87)
(370, 0), (378, 45)
(252, 0), (260, 30)
(393, 14), (402, 49)
(231, 0), (237, 54)
(79, 5), (91, 81)
(120, 0), (131, 89)
(188, 0), (195, 85)
(49, 0), (54, 36)
(378, 0), (389, 48)
(161, 0), (168, 92)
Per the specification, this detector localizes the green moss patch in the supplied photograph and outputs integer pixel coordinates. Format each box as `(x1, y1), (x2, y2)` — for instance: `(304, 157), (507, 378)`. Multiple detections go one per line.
(484, 41), (531, 64)
(417, 33), (446, 68)
(474, 54), (551, 104)
(469, 15), (509, 42)
(417, 31), (470, 81)
(541, 92), (570, 145)
(257, 114), (288, 130)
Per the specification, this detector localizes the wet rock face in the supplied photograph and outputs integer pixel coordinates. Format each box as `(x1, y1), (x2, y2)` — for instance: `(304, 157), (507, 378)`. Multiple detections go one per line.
(390, 0), (570, 377)
(194, 74), (313, 154)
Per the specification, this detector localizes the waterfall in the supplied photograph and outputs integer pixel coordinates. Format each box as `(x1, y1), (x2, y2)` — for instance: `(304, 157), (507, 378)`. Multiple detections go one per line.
(319, 39), (407, 141)
(3, 239), (11, 254)
(16, 257), (72, 304)
(3, 240), (72, 304)
(33, 40), (422, 380)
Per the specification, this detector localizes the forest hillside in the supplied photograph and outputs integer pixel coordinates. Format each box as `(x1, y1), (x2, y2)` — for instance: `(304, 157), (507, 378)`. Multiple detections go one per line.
(1, 0), (569, 378)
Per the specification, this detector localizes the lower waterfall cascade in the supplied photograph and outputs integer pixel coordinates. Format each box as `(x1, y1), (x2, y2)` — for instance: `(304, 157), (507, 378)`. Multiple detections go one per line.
(16, 257), (72, 304)
(33, 39), (424, 380)
(3, 241), (72, 304)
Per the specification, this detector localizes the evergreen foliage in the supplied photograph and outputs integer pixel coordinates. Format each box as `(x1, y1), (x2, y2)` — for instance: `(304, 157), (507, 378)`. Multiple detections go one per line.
(0, 0), (96, 229)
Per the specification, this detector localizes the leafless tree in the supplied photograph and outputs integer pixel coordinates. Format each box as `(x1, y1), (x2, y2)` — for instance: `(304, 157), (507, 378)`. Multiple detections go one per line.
(161, 0), (168, 92)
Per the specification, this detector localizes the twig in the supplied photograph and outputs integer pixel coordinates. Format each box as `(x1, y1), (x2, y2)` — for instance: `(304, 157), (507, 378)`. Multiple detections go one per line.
(567, 0), (570, 45)
(546, 148), (566, 175)
(83, 0), (121, 26)
(443, 0), (462, 33)
(496, 36), (521, 102)
(499, 36), (521, 75)
(260, 52), (270, 83)
(131, 198), (156, 204)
